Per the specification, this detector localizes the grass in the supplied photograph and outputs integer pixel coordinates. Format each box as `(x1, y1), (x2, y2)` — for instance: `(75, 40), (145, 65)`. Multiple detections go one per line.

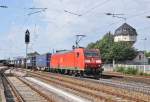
(139, 72), (150, 76)
(115, 66), (150, 76)
(115, 67), (138, 75)
(0, 96), (1, 102)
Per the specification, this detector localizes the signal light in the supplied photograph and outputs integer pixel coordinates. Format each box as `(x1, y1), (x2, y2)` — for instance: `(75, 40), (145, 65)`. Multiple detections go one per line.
(25, 29), (30, 44)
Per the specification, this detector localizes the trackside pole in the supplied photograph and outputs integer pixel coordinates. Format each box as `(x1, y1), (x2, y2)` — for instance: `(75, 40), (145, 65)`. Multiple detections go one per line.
(25, 29), (30, 69)
(26, 44), (28, 69)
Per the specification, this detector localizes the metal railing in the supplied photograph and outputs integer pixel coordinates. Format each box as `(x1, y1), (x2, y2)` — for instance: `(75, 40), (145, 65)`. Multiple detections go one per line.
(103, 64), (150, 73)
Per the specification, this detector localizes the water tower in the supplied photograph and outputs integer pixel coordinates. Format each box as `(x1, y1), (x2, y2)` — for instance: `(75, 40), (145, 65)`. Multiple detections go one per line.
(114, 23), (137, 45)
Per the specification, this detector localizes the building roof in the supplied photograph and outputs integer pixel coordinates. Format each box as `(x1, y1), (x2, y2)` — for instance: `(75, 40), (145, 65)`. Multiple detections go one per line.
(56, 50), (71, 54)
(114, 23), (137, 36)
(27, 51), (39, 57)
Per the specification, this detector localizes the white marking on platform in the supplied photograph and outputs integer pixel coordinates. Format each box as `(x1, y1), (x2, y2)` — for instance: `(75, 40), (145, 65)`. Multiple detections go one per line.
(0, 66), (6, 70)
(25, 77), (91, 102)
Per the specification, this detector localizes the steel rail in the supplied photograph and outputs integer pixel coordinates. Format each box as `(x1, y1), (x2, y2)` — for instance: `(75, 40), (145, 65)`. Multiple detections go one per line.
(28, 71), (147, 102)
(1, 73), (25, 102)
(103, 72), (150, 84)
(1, 68), (54, 102)
(18, 68), (150, 101)
(16, 76), (54, 102)
(50, 71), (150, 94)
(30, 70), (150, 95)
(28, 72), (116, 102)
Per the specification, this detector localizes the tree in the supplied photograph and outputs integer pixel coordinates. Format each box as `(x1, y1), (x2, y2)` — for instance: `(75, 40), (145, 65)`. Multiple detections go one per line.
(110, 42), (137, 62)
(145, 51), (150, 57)
(87, 42), (95, 49)
(87, 32), (137, 63)
(87, 32), (114, 63)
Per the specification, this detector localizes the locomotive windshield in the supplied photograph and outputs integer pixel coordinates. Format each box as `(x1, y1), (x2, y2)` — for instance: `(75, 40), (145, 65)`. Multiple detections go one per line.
(84, 51), (99, 57)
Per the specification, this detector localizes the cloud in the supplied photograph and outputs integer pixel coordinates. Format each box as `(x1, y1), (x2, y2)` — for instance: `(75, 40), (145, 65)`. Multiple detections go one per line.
(31, 0), (113, 48)
(1, 23), (41, 58)
(31, 0), (150, 51)
(1, 0), (150, 58)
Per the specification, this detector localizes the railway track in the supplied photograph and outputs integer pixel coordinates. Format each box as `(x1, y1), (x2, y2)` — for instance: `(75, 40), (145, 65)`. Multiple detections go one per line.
(75, 75), (150, 95)
(98, 79), (150, 94)
(26, 70), (150, 102)
(48, 71), (150, 94)
(6, 68), (93, 102)
(0, 72), (23, 102)
(1, 70), (54, 102)
(103, 72), (150, 84)
(28, 70), (150, 95)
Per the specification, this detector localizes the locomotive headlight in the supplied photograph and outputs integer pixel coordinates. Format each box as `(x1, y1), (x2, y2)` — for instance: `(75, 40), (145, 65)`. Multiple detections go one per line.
(85, 60), (90, 63)
(96, 60), (101, 63)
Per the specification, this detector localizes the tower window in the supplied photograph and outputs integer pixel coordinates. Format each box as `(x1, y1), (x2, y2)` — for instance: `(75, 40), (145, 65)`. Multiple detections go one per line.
(139, 55), (141, 60)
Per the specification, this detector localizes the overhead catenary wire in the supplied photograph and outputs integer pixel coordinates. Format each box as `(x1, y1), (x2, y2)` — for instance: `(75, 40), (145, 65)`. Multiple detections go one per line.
(102, 0), (150, 32)
(27, 7), (48, 16)
(84, 9), (150, 41)
(106, 13), (127, 22)
(29, 8), (47, 10)
(64, 10), (82, 16)
(2, 0), (150, 58)
(29, 24), (39, 52)
(102, 9), (150, 32)
(28, 9), (46, 16)
(26, 7), (48, 52)
(0, 5), (8, 8)
(64, 0), (111, 17)
(0, 4), (50, 58)
(6, 11), (32, 58)
(6, 6), (43, 57)
(0, 0), (8, 8)
(81, 0), (111, 16)
(105, 13), (125, 16)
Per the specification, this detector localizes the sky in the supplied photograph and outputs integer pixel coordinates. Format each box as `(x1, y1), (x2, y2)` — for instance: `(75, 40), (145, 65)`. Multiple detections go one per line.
(0, 0), (150, 59)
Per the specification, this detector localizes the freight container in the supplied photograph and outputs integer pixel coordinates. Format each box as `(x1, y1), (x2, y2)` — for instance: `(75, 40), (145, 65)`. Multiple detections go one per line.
(27, 52), (39, 69)
(27, 57), (37, 68)
(36, 53), (51, 70)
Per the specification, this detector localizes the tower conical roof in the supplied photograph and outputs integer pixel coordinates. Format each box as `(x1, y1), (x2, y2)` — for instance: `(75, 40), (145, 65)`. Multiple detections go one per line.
(114, 23), (137, 36)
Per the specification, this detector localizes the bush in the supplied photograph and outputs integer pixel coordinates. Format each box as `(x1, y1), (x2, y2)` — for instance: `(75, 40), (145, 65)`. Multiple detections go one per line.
(139, 72), (150, 76)
(115, 66), (150, 76)
(115, 67), (139, 75)
(124, 67), (138, 75)
(115, 67), (125, 73)
(139, 72), (144, 75)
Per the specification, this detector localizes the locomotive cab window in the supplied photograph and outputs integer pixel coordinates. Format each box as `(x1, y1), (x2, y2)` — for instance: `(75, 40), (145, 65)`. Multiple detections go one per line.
(85, 51), (99, 57)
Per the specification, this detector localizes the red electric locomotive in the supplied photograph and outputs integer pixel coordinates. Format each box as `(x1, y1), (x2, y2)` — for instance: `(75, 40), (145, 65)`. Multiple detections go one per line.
(50, 48), (103, 78)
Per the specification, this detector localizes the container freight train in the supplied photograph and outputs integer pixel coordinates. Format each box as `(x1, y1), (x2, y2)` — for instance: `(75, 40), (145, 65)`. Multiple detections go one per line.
(9, 53), (51, 69)
(9, 48), (103, 78)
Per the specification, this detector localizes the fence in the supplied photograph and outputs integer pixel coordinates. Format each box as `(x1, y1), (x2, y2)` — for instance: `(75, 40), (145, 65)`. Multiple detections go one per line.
(103, 64), (114, 72)
(103, 64), (150, 74)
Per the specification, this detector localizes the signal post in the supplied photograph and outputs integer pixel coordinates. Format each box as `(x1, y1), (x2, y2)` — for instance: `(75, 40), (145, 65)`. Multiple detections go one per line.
(25, 29), (30, 69)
